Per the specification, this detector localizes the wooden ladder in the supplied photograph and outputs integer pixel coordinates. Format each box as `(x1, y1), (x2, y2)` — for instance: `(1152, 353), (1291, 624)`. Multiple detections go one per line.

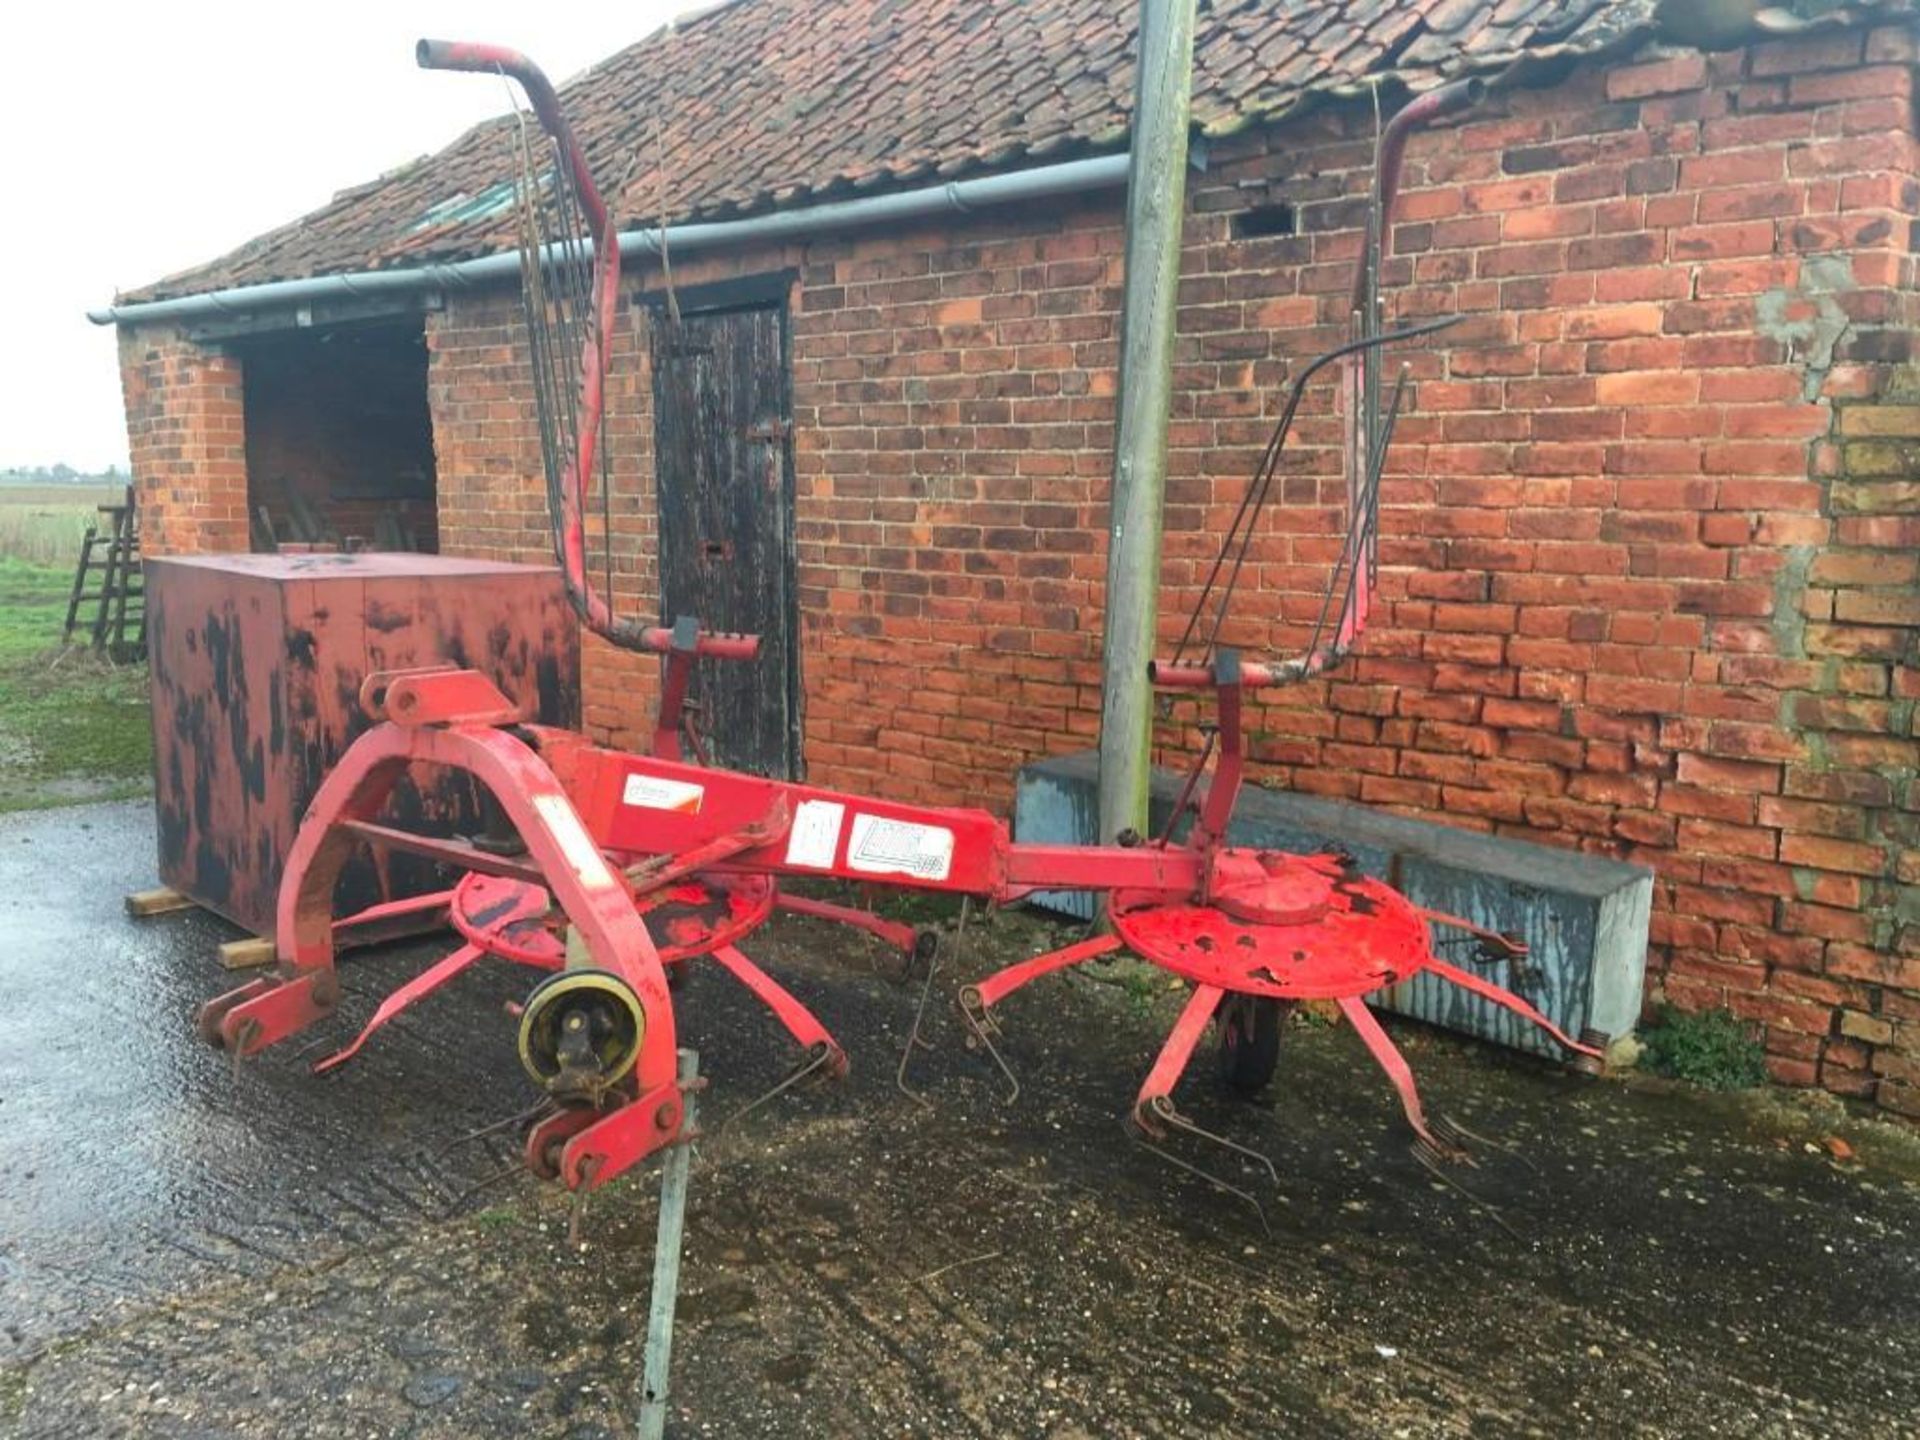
(63, 485), (145, 662)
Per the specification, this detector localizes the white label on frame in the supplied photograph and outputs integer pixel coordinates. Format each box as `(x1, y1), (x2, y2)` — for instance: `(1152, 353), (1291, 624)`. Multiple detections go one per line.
(846, 814), (954, 881)
(784, 800), (846, 868)
(621, 773), (706, 814)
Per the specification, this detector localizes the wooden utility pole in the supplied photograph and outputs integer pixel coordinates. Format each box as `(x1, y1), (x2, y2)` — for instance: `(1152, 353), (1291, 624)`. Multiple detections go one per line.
(1097, 0), (1198, 846)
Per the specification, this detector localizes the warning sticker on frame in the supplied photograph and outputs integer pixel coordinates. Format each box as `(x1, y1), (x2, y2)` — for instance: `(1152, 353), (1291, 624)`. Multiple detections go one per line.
(846, 814), (955, 881)
(622, 773), (706, 815)
(784, 800), (845, 869)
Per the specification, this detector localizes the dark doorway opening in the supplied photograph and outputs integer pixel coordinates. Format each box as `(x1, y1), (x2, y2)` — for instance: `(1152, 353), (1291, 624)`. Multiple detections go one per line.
(648, 274), (799, 779)
(236, 320), (438, 553)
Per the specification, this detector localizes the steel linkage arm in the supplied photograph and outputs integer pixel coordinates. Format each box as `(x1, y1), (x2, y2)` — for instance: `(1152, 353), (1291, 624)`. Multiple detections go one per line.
(1348, 79), (1486, 322)
(640, 619), (761, 763)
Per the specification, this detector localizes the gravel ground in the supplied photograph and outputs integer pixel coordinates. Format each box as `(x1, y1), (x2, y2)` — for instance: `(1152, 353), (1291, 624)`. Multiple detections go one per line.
(4, 802), (1919, 1439)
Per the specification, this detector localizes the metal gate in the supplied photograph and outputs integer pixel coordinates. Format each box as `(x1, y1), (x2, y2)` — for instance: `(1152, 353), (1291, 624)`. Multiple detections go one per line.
(648, 274), (799, 778)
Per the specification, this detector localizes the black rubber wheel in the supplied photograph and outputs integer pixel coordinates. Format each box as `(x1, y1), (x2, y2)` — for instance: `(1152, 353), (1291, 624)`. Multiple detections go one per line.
(1216, 994), (1285, 1096)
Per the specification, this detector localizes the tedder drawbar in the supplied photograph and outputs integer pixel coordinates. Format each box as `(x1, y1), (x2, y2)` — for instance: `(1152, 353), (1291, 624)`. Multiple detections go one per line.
(196, 43), (1599, 1206)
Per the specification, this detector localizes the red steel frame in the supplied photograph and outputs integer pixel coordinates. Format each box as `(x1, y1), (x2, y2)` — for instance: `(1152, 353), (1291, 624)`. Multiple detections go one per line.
(269, 621), (915, 1150)
(204, 655), (1598, 1189)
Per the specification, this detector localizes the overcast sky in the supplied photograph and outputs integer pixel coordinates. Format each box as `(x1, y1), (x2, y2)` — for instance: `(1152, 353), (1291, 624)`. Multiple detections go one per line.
(3, 2), (684, 472)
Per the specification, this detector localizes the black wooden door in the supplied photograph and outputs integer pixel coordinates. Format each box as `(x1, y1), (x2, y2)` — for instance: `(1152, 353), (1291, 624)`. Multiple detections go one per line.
(650, 295), (797, 777)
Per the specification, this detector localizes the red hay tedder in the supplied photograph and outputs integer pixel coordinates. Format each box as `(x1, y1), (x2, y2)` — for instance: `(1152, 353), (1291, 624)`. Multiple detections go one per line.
(196, 42), (1599, 1209)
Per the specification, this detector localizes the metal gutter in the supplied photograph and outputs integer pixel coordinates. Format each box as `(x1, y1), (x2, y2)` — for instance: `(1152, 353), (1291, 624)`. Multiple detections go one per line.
(86, 153), (1131, 327)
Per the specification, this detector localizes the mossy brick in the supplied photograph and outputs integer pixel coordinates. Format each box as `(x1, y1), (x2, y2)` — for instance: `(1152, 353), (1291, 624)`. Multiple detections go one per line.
(1832, 480), (1920, 514)
(1839, 405), (1920, 437)
(1840, 440), (1915, 476)
(1839, 1009), (1896, 1045)
(1809, 550), (1917, 587)
(1833, 591), (1920, 627)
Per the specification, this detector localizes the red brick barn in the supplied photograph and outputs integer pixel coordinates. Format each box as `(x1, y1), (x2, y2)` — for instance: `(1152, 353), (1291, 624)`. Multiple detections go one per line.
(99, 0), (1920, 1117)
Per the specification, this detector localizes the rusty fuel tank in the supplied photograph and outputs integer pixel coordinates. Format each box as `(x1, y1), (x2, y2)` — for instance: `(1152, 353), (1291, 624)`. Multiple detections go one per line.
(145, 552), (581, 939)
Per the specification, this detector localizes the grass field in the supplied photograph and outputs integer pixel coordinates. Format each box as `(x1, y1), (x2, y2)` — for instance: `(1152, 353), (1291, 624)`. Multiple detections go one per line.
(0, 482), (125, 567)
(0, 481), (151, 812)
(0, 555), (151, 813)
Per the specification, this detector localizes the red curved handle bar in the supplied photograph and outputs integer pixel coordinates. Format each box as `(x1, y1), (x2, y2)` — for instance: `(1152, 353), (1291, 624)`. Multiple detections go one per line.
(1148, 661), (1289, 690)
(417, 40), (630, 644)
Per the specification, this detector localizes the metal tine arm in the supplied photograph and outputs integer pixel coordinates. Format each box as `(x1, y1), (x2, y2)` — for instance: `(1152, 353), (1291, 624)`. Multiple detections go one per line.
(957, 933), (1123, 1104)
(1168, 317), (1457, 678)
(1299, 364), (1410, 675)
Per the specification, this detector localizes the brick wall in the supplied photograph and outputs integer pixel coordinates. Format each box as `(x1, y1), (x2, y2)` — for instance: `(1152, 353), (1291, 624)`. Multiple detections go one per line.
(1178, 31), (1920, 1113)
(788, 197), (1123, 797)
(118, 325), (248, 554)
(128, 25), (1920, 1116)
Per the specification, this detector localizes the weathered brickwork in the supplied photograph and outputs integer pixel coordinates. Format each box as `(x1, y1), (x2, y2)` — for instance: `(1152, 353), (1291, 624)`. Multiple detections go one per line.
(118, 325), (248, 554)
(426, 249), (808, 747)
(1211, 31), (1920, 1114)
(122, 28), (1920, 1116)
(119, 325), (436, 555)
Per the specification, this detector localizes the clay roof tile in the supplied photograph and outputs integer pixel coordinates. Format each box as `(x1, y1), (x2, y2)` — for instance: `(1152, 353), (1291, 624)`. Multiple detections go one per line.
(119, 0), (1906, 304)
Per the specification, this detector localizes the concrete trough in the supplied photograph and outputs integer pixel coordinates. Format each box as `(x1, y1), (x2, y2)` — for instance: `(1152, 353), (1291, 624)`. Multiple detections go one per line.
(1013, 750), (1651, 1056)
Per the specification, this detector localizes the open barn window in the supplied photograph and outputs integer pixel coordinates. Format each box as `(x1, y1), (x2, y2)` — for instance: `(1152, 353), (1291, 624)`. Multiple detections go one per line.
(234, 320), (438, 553)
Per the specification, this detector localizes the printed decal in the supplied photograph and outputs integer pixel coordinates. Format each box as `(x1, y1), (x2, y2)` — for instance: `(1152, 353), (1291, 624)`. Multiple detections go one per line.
(785, 799), (846, 869)
(622, 773), (706, 815)
(846, 814), (954, 881)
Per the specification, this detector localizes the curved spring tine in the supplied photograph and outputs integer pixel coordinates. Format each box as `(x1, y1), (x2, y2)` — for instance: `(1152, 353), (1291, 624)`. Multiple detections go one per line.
(1143, 1095), (1280, 1187)
(945, 933), (1123, 1102)
(1125, 1118), (1271, 1238)
(429, 1098), (561, 1163)
(958, 987), (1020, 1105)
(895, 951), (941, 1109)
(229, 1019), (259, 1084)
(1433, 1111), (1535, 1171)
(438, 1161), (528, 1220)
(897, 898), (966, 1109)
(567, 1159), (601, 1248)
(1410, 1143), (1522, 1242)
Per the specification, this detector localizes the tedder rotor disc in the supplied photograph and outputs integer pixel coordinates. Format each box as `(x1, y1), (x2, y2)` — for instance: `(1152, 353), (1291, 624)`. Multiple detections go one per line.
(1110, 850), (1432, 1001)
(637, 874), (776, 961)
(449, 869), (776, 969)
(451, 872), (562, 966)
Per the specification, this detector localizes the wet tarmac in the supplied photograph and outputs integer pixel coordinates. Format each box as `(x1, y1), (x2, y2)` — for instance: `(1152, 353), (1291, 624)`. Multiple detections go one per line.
(0, 800), (541, 1354)
(3, 800), (1920, 1438)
